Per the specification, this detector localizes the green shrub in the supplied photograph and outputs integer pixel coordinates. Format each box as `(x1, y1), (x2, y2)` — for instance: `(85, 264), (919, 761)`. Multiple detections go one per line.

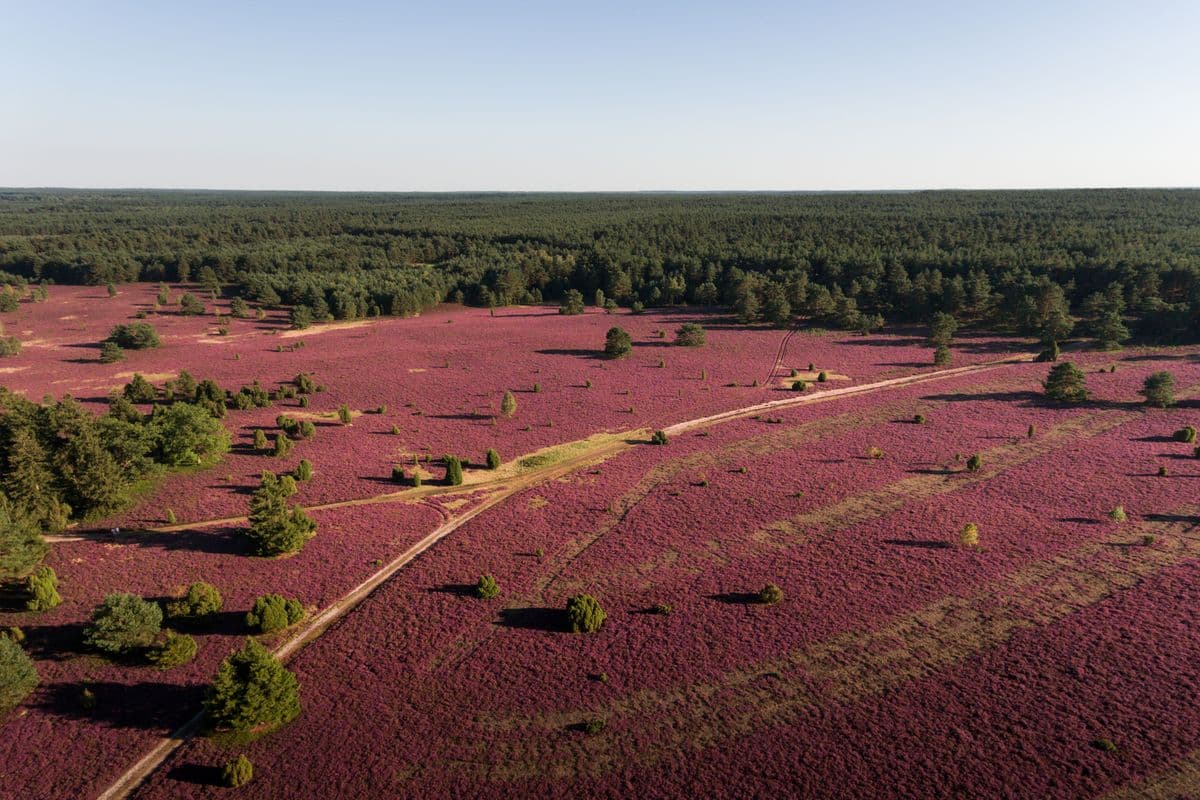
(501, 390), (517, 417)
(337, 404), (352, 425)
(791, 380), (806, 391)
(294, 459), (313, 481)
(486, 448), (501, 470)
(123, 373), (158, 404)
(83, 593), (163, 656)
(165, 582), (224, 620)
(933, 345), (951, 366)
(147, 630), (198, 669)
(223, 754), (254, 788)
(1043, 362), (1088, 404)
(391, 465), (406, 484)
(583, 718), (606, 735)
(410, 471), (423, 488)
(99, 341), (124, 363)
(204, 638), (300, 732)
(179, 293), (205, 315)
(246, 593), (305, 634)
(914, 414), (926, 424)
(25, 566), (61, 612)
(107, 322), (161, 350)
(674, 323), (706, 347)
(475, 574), (500, 600)
(759, 583), (783, 605)
(1108, 506), (1127, 523)
(1140, 371), (1176, 408)
(966, 454), (983, 472)
(246, 472), (316, 556)
(444, 455), (464, 486)
(566, 594), (607, 633)
(0, 636), (38, 714)
(149, 402), (231, 467)
(532, 383), (542, 393)
(817, 371), (828, 382)
(272, 432), (293, 458)
(298, 420), (316, 439)
(294, 373), (316, 394)
(650, 430), (669, 446)
(1158, 465), (1170, 477)
(1027, 424), (1036, 438)
(1173, 426), (1197, 444)
(604, 327), (632, 359)
(0, 336), (21, 357)
(960, 523), (980, 548)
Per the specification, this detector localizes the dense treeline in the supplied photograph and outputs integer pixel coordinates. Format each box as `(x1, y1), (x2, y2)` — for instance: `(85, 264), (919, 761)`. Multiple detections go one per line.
(0, 189), (1198, 340)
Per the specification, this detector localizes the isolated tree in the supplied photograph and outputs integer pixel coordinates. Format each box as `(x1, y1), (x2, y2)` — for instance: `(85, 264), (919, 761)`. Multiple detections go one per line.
(165, 582), (224, 620)
(204, 638), (300, 732)
(475, 574), (500, 600)
(253, 429), (269, 450)
(83, 593), (163, 656)
(933, 345), (952, 366)
(223, 755), (254, 788)
(245, 593), (305, 633)
(337, 404), (352, 425)
(960, 522), (980, 548)
(604, 327), (632, 359)
(1139, 371), (1176, 408)
(444, 455), (464, 486)
(674, 323), (706, 347)
(107, 322), (160, 350)
(500, 391), (517, 418)
(0, 635), (38, 714)
(272, 432), (293, 458)
(759, 583), (784, 605)
(485, 448), (501, 469)
(1043, 362), (1089, 404)
(294, 459), (313, 481)
(566, 594), (606, 633)
(966, 453), (983, 472)
(246, 472), (316, 556)
(650, 430), (669, 445)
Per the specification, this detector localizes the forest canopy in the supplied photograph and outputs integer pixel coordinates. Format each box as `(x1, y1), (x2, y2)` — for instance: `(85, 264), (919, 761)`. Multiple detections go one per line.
(0, 189), (1197, 341)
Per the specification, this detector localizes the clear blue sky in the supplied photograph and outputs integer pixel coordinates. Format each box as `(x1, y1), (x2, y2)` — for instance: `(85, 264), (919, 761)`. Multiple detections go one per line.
(3, 0), (1197, 190)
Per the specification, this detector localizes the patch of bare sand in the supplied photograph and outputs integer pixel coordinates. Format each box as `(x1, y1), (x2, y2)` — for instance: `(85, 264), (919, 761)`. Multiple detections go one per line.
(279, 320), (371, 339)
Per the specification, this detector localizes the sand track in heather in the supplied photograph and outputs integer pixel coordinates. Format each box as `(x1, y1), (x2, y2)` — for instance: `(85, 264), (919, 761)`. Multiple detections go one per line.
(450, 509), (1200, 782)
(1101, 748), (1200, 799)
(278, 320), (372, 338)
(97, 354), (1028, 800)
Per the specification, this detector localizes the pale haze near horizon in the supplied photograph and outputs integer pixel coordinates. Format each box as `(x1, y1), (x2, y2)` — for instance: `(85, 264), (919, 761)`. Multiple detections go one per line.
(2, 0), (1198, 192)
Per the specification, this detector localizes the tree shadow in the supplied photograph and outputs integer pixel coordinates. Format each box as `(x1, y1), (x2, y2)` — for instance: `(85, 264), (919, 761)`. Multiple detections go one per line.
(428, 583), (476, 597)
(80, 526), (250, 556)
(166, 763), (225, 787)
(428, 413), (491, 421)
(920, 390), (1043, 405)
(20, 620), (91, 661)
(169, 610), (249, 637)
(883, 539), (951, 549)
(35, 680), (202, 730)
(535, 348), (604, 360)
(1144, 512), (1198, 524)
(495, 606), (566, 632)
(1056, 516), (1101, 525)
(708, 592), (762, 605)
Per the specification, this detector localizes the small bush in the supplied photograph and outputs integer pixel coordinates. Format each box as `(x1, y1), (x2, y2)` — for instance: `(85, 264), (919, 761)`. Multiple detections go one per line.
(107, 322), (161, 350)
(391, 465), (406, 484)
(1108, 506), (1127, 523)
(867, 446), (885, 460)
(791, 380), (806, 391)
(966, 454), (983, 472)
(294, 459), (313, 481)
(1140, 371), (1176, 409)
(566, 594), (607, 633)
(1143, 534), (1156, 546)
(532, 383), (542, 393)
(1092, 738), (1118, 752)
(25, 566), (61, 612)
(99, 341), (124, 363)
(475, 574), (500, 600)
(1158, 465), (1170, 477)
(223, 754), (254, 788)
(147, 630), (198, 669)
(650, 430), (669, 446)
(165, 582), (224, 620)
(337, 404), (352, 425)
(165, 508), (177, 524)
(674, 323), (706, 347)
(411, 471), (423, 488)
(960, 523), (980, 548)
(84, 593), (163, 656)
(913, 414), (926, 424)
(1044, 362), (1088, 404)
(246, 594), (305, 634)
(1173, 426), (1197, 444)
(604, 327), (633, 359)
(1027, 424), (1036, 438)
(253, 429), (269, 450)
(272, 433), (293, 458)
(123, 373), (158, 404)
(759, 583), (784, 605)
(653, 603), (673, 615)
(583, 718), (606, 735)
(817, 371), (828, 382)
(486, 448), (501, 470)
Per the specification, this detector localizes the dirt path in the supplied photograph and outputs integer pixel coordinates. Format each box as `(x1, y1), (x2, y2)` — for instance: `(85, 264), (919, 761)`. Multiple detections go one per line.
(96, 354), (1032, 800)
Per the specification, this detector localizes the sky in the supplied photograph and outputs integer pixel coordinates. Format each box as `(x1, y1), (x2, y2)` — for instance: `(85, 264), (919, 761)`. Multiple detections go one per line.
(2, 0), (1198, 191)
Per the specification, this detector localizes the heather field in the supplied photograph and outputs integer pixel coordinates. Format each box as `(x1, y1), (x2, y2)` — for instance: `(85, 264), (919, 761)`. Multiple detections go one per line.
(3, 285), (1200, 800)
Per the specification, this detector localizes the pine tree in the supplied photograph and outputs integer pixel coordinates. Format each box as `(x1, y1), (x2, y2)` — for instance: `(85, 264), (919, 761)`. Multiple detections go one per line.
(246, 472), (316, 556)
(500, 391), (517, 418)
(204, 638), (300, 732)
